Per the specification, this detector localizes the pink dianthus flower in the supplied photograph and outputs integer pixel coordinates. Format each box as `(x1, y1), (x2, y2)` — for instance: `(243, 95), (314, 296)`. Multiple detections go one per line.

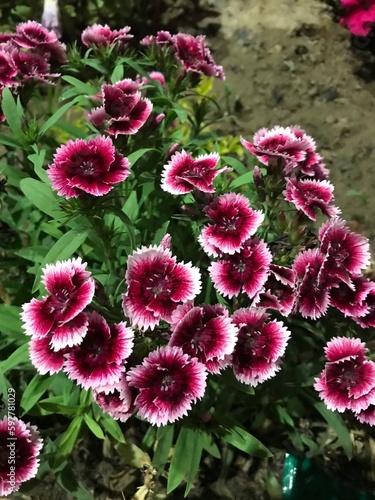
(47, 135), (130, 198)
(161, 150), (227, 195)
(199, 193), (264, 256)
(0, 417), (43, 495)
(315, 337), (375, 413)
(88, 79), (153, 137)
(127, 346), (207, 426)
(231, 308), (290, 386)
(65, 311), (134, 390)
(209, 238), (272, 299)
(169, 303), (238, 373)
(122, 241), (201, 330)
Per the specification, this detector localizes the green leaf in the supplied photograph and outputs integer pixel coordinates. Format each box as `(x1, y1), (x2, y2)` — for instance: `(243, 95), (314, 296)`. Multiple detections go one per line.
(100, 414), (125, 443)
(54, 120), (87, 139)
(84, 413), (105, 439)
(54, 415), (83, 467)
(167, 427), (203, 495)
(127, 148), (155, 168)
(28, 148), (48, 183)
(122, 191), (139, 223)
(0, 133), (22, 148)
(20, 374), (53, 413)
(38, 401), (77, 416)
(276, 405), (295, 427)
(313, 402), (352, 459)
(118, 57), (148, 77)
(0, 162), (27, 187)
(152, 221), (170, 246)
(1, 88), (23, 139)
(32, 228), (90, 293)
(14, 246), (49, 264)
(153, 425), (174, 471)
(83, 59), (107, 74)
(57, 464), (94, 500)
(229, 171), (254, 189)
(61, 76), (97, 95)
(0, 343), (30, 374)
(222, 155), (248, 175)
(217, 416), (272, 458)
(110, 64), (124, 83)
(39, 98), (80, 137)
(201, 433), (221, 459)
(20, 178), (64, 219)
(0, 305), (23, 337)
(106, 206), (136, 251)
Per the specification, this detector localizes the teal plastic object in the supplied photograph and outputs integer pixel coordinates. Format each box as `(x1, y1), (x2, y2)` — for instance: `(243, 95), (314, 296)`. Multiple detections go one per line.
(282, 454), (375, 500)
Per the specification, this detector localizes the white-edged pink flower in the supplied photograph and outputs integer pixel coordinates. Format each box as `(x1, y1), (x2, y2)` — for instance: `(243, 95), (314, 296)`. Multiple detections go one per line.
(353, 284), (375, 328)
(284, 178), (340, 221)
(319, 218), (371, 286)
(140, 31), (173, 47)
(292, 249), (331, 319)
(254, 264), (295, 316)
(127, 346), (207, 426)
(89, 79), (153, 137)
(0, 417), (43, 495)
(93, 374), (136, 423)
(315, 337), (375, 413)
(330, 276), (374, 318)
(0, 49), (18, 87)
(14, 21), (66, 63)
(21, 258), (94, 338)
(355, 405), (375, 426)
(48, 136), (130, 198)
(241, 125), (316, 174)
(65, 311), (134, 390)
(325, 336), (368, 363)
(209, 238), (272, 299)
(161, 150), (227, 194)
(21, 257), (94, 342)
(231, 308), (290, 386)
(199, 193), (264, 256)
(173, 33), (225, 80)
(122, 242), (201, 330)
(81, 24), (133, 48)
(169, 303), (237, 373)
(29, 335), (67, 374)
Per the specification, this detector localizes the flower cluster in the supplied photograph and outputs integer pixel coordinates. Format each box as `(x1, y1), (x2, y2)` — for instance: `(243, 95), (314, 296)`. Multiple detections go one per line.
(292, 218), (373, 321)
(315, 337), (375, 424)
(0, 417), (43, 495)
(140, 30), (225, 80)
(0, 21), (65, 89)
(339, 0), (375, 37)
(13, 21), (375, 449)
(241, 125), (338, 220)
(88, 79), (153, 137)
(21, 259), (134, 393)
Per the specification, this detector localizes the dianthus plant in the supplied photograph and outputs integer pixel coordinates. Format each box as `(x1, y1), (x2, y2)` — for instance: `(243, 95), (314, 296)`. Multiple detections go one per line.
(0, 21), (374, 498)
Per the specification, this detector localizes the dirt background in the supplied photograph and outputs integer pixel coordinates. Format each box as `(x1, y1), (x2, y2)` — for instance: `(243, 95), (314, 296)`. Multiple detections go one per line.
(208, 0), (375, 245)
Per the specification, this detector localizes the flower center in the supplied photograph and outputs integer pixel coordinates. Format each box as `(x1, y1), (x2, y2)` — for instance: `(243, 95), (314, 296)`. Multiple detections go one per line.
(145, 274), (171, 299)
(220, 216), (237, 231)
(80, 160), (96, 176)
(161, 375), (176, 392)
